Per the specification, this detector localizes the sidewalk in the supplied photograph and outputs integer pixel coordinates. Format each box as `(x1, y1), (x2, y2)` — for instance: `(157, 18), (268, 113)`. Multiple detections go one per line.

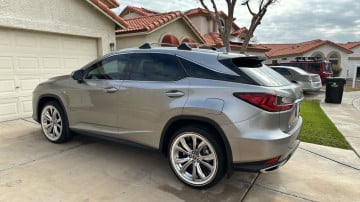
(320, 91), (360, 156)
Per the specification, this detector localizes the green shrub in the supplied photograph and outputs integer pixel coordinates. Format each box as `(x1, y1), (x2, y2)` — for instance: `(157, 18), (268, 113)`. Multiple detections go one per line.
(332, 64), (342, 77)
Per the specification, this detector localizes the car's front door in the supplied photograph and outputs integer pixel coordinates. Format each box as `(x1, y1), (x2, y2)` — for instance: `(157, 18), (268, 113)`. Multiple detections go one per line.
(69, 54), (131, 135)
(116, 53), (189, 148)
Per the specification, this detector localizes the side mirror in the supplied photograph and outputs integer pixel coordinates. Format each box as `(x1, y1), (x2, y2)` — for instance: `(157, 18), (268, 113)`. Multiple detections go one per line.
(72, 69), (84, 82)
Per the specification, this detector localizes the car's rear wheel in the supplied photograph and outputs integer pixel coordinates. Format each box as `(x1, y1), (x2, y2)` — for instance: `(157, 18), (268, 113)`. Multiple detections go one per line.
(169, 126), (225, 189)
(40, 101), (70, 143)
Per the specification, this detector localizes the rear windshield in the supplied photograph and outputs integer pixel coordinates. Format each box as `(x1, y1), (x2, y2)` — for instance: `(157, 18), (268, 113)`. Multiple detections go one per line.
(221, 58), (290, 87)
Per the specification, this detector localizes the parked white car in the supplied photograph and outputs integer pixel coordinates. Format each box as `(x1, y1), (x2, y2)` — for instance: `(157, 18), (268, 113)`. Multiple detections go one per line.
(272, 66), (322, 92)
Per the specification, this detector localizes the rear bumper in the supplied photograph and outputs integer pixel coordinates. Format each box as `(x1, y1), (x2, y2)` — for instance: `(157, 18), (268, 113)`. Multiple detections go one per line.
(232, 140), (300, 172)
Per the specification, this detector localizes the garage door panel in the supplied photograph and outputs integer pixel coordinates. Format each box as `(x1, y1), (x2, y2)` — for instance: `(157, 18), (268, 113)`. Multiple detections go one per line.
(39, 36), (60, 49)
(20, 97), (32, 116)
(15, 33), (38, 48)
(42, 57), (62, 69)
(0, 56), (14, 70)
(0, 80), (16, 94)
(0, 31), (11, 46)
(17, 56), (39, 69)
(0, 27), (98, 121)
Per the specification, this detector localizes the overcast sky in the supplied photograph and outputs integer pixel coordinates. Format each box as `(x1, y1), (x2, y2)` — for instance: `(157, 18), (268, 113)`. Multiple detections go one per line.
(115, 0), (360, 44)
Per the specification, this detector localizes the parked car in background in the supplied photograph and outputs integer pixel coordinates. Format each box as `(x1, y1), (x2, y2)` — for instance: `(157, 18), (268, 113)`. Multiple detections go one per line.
(32, 43), (303, 189)
(280, 57), (333, 84)
(272, 66), (322, 92)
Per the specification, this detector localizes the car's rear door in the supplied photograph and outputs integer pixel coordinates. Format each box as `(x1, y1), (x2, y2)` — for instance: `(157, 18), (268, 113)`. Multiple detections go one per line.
(115, 53), (188, 148)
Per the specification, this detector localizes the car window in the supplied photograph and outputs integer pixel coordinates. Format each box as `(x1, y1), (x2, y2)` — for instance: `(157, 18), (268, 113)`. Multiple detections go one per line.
(308, 63), (321, 71)
(273, 68), (291, 76)
(129, 53), (185, 81)
(288, 63), (305, 70)
(180, 57), (255, 84)
(85, 55), (130, 80)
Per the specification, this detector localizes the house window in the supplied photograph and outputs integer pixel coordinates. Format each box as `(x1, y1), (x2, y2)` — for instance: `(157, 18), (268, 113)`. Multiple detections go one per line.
(281, 58), (287, 61)
(329, 53), (340, 65)
(272, 60), (278, 65)
(161, 34), (180, 47)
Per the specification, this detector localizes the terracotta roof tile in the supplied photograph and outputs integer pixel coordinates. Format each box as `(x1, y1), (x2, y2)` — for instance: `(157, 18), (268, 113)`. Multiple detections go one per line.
(99, 0), (119, 8)
(231, 27), (248, 38)
(121, 6), (159, 17)
(116, 11), (182, 34)
(263, 39), (353, 58)
(230, 42), (270, 52)
(338, 42), (360, 50)
(203, 32), (223, 46)
(90, 0), (128, 28)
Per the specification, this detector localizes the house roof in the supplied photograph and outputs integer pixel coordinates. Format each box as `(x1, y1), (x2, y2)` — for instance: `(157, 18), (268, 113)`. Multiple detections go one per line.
(263, 39), (353, 58)
(115, 11), (205, 43)
(120, 6), (159, 17)
(185, 8), (242, 31)
(99, 0), (119, 9)
(203, 32), (223, 46)
(116, 11), (182, 33)
(338, 42), (360, 50)
(87, 0), (128, 28)
(231, 27), (248, 38)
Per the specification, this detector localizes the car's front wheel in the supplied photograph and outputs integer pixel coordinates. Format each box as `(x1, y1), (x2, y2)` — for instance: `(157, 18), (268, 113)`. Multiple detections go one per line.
(40, 101), (70, 143)
(169, 126), (225, 189)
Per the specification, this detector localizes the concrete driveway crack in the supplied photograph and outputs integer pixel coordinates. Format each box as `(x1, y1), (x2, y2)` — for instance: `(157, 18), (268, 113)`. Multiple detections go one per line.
(240, 173), (260, 202)
(299, 147), (360, 170)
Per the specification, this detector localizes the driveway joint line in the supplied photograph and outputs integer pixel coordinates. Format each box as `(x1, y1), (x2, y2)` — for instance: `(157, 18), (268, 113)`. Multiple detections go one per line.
(253, 183), (316, 202)
(0, 142), (93, 173)
(299, 147), (360, 170)
(240, 173), (260, 202)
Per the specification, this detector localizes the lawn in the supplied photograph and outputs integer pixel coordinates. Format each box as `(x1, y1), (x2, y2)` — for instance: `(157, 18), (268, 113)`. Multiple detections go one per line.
(299, 99), (351, 149)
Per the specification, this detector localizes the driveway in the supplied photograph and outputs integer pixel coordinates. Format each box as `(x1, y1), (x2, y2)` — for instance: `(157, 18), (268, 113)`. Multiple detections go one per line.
(0, 119), (359, 201)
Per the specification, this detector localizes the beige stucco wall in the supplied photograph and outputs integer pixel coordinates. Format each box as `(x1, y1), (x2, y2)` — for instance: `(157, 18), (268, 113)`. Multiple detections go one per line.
(0, 0), (116, 56)
(116, 18), (203, 49)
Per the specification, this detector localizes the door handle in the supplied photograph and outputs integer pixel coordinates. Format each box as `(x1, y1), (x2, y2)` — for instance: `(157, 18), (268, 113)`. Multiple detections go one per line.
(165, 90), (185, 98)
(104, 87), (119, 93)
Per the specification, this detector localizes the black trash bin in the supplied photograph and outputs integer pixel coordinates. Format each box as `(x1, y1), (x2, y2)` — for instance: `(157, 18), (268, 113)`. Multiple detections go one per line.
(325, 77), (346, 104)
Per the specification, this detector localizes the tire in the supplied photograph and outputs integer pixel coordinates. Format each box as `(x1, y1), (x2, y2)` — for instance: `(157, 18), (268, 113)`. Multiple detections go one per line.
(40, 101), (71, 143)
(168, 126), (225, 189)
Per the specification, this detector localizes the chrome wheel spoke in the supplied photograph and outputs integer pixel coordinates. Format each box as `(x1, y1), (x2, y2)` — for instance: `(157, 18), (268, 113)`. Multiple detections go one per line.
(196, 163), (207, 180)
(180, 159), (193, 174)
(200, 153), (215, 161)
(197, 141), (206, 151)
(175, 145), (189, 155)
(192, 163), (197, 181)
(200, 160), (214, 172)
(175, 157), (190, 164)
(45, 111), (52, 121)
(191, 134), (197, 150)
(180, 138), (192, 153)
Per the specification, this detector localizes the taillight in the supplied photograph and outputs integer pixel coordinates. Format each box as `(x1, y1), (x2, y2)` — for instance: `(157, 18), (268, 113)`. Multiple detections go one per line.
(233, 93), (293, 112)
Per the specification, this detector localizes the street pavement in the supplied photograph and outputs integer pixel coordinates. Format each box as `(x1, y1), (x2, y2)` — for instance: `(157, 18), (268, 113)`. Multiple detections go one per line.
(0, 117), (359, 201)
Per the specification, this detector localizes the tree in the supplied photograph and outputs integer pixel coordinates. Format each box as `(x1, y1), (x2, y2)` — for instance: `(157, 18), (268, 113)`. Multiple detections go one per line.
(199, 0), (277, 53)
(240, 0), (277, 53)
(199, 0), (237, 52)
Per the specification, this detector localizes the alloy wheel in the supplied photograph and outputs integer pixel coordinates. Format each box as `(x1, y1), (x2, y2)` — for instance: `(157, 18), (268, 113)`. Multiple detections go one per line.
(41, 105), (63, 141)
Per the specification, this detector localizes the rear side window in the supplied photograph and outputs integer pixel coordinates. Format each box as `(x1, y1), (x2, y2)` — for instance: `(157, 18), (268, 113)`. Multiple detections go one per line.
(179, 58), (255, 84)
(221, 58), (290, 87)
(308, 63), (321, 71)
(130, 53), (185, 81)
(273, 68), (291, 76)
(287, 63), (305, 70)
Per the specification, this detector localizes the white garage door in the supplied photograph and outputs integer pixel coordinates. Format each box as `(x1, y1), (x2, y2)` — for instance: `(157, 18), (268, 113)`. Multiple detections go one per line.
(0, 28), (98, 122)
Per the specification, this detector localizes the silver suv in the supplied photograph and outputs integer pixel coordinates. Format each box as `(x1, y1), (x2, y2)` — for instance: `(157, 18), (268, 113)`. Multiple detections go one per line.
(32, 43), (303, 189)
